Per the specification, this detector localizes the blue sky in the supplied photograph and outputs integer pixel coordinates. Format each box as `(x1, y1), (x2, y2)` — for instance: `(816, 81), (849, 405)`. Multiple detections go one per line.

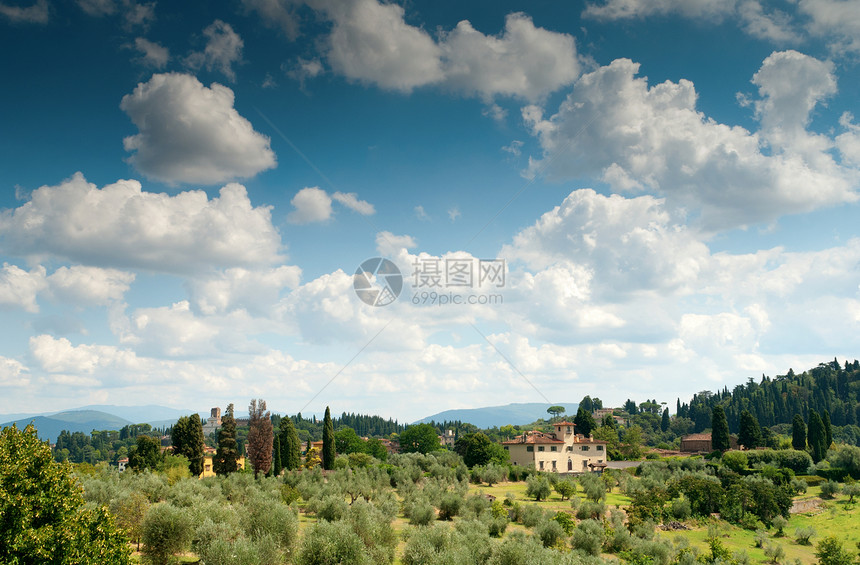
(1, 0), (859, 422)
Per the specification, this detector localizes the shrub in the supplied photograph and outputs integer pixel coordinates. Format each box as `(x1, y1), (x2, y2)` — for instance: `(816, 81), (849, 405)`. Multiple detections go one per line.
(721, 451), (748, 472)
(670, 497), (692, 520)
(314, 494), (348, 522)
(409, 501), (436, 526)
(843, 482), (860, 503)
(526, 475), (552, 501)
(771, 515), (788, 537)
(763, 542), (785, 564)
(554, 479), (576, 501)
(551, 511), (576, 535)
(141, 503), (193, 565)
(571, 519), (605, 556)
(820, 480), (840, 499)
(579, 472), (606, 502)
(520, 504), (545, 528)
(535, 519), (564, 548)
(815, 535), (854, 565)
(487, 515), (508, 538)
(798, 475), (825, 487)
(576, 499), (606, 520)
(795, 526), (816, 545)
(296, 520), (369, 565)
(438, 492), (463, 520)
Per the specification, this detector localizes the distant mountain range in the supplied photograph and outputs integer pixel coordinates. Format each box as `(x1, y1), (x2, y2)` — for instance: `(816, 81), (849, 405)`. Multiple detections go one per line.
(414, 402), (580, 429)
(0, 405), (198, 443)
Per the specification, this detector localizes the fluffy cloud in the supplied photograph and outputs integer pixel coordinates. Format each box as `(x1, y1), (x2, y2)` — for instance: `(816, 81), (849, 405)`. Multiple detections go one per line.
(523, 56), (857, 230)
(0, 356), (28, 387)
(121, 73), (276, 185)
(46, 266), (135, 306)
(837, 113), (860, 167)
(0, 0), (48, 24)
(133, 37), (169, 68)
(0, 264), (47, 312)
(799, 0), (860, 53)
(287, 187), (376, 223)
(0, 173), (283, 273)
(439, 13), (580, 101)
(332, 192), (375, 215)
(186, 20), (243, 81)
(751, 50), (836, 151)
(292, 0), (579, 101)
(189, 266), (302, 315)
(287, 187), (332, 224)
(320, 0), (444, 92)
(504, 189), (709, 296)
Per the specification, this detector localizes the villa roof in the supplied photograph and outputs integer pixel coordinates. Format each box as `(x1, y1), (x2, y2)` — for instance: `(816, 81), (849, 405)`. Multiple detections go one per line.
(553, 421), (575, 426)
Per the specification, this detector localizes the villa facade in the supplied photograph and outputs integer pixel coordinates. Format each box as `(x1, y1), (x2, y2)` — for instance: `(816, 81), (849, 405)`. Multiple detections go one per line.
(502, 421), (607, 473)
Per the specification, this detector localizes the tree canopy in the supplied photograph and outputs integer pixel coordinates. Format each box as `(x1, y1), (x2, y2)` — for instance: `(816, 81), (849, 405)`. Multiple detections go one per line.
(247, 398), (274, 477)
(322, 406), (335, 470)
(711, 406), (731, 452)
(171, 414), (205, 476)
(399, 423), (441, 454)
(0, 424), (131, 564)
(214, 403), (239, 475)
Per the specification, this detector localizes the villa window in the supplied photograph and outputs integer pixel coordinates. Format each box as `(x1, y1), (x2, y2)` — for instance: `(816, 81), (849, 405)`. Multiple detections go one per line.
(504, 446), (509, 450)
(596, 445), (604, 451)
(539, 461), (544, 470)
(566, 446), (572, 452)
(552, 460), (557, 470)
(581, 446), (589, 451)
(550, 446), (557, 452)
(538, 446), (545, 452)
(527, 446), (534, 452)
(567, 426), (571, 433)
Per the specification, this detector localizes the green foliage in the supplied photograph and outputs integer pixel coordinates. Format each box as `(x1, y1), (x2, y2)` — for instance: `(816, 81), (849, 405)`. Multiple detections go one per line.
(525, 474), (552, 501)
(772, 514), (788, 537)
(796, 526), (817, 545)
(171, 414), (205, 476)
(278, 417), (302, 471)
(296, 519), (370, 565)
(408, 500), (436, 526)
(574, 405), (597, 437)
(535, 518), (564, 548)
(399, 423), (442, 454)
(808, 409), (828, 463)
(711, 406), (731, 452)
(551, 510), (575, 535)
(793, 414), (808, 451)
(721, 450), (748, 472)
(737, 410), (762, 450)
(821, 480), (840, 498)
(214, 403), (240, 476)
(141, 503), (193, 565)
(454, 432), (507, 468)
(322, 408), (335, 471)
(0, 424), (132, 564)
(554, 478), (576, 500)
(815, 535), (855, 565)
(622, 425), (645, 459)
(334, 426), (366, 456)
(437, 492), (463, 520)
(843, 482), (860, 503)
(763, 541), (785, 564)
(829, 445), (860, 474)
(571, 518), (605, 556)
(129, 434), (164, 472)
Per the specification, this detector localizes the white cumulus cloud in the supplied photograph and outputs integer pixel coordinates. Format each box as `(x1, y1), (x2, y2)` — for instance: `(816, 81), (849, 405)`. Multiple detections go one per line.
(0, 173), (283, 273)
(121, 73), (276, 185)
(287, 187), (332, 224)
(0, 263), (47, 312)
(523, 56), (857, 230)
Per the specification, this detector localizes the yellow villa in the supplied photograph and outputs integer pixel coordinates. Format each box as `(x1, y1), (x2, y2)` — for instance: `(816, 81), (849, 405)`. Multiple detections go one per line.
(502, 421), (607, 473)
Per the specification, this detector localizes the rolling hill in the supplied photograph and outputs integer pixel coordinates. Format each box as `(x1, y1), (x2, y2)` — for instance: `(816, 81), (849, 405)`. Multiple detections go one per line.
(415, 402), (580, 429)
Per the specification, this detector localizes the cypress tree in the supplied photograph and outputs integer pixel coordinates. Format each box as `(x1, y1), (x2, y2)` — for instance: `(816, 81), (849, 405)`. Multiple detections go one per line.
(214, 404), (239, 475)
(322, 406), (335, 470)
(661, 408), (670, 432)
(711, 406), (730, 452)
(807, 409), (826, 463)
(792, 414), (806, 452)
(573, 406), (597, 437)
(737, 409), (761, 450)
(272, 435), (282, 477)
(822, 410), (833, 449)
(171, 414), (205, 476)
(279, 417), (301, 471)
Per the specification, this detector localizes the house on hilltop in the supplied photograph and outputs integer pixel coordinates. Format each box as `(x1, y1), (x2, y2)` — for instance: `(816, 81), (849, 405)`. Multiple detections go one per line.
(502, 421), (607, 473)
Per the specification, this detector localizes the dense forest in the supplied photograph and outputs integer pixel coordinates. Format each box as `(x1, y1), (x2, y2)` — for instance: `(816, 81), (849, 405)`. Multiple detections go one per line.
(677, 359), (860, 442)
